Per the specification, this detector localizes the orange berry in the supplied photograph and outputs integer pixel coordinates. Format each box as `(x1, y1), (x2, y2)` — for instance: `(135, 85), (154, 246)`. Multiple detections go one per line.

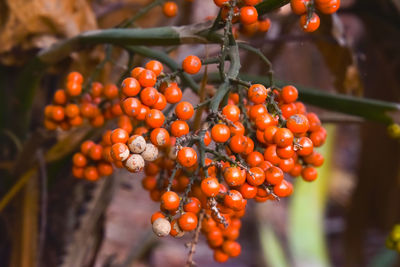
(229, 134), (247, 154)
(170, 120), (189, 137)
(177, 147), (197, 167)
(121, 97), (142, 117)
(97, 162), (113, 176)
(66, 82), (82, 97)
(301, 166), (318, 181)
(224, 167), (246, 187)
(213, 0), (229, 7)
(265, 166), (284, 185)
(104, 84), (119, 99)
(150, 128), (170, 147)
(290, 0), (311, 15)
(224, 190), (243, 210)
(53, 89), (67, 105)
(222, 104), (240, 122)
(178, 212), (198, 231)
(163, 1), (178, 17)
(258, 18), (271, 32)
(110, 128), (129, 144)
(286, 114), (310, 134)
(90, 82), (103, 97)
(138, 69), (157, 87)
(121, 77), (141, 97)
(152, 93), (167, 110)
(67, 72), (83, 84)
(281, 85), (298, 103)
(300, 12), (320, 32)
(140, 87), (159, 106)
(110, 143), (130, 161)
(73, 152), (87, 167)
(145, 109), (165, 128)
(182, 55), (202, 74)
(248, 84), (268, 104)
(211, 124), (230, 143)
(84, 166), (99, 181)
(89, 144), (103, 161)
(201, 177), (220, 197)
(131, 67), (145, 78)
(65, 103), (80, 118)
(145, 60), (163, 76)
(273, 180), (293, 197)
(246, 167), (265, 186)
(51, 106), (65, 121)
(273, 128), (294, 147)
(161, 191), (180, 211)
(175, 101), (194, 120)
(240, 6), (258, 25)
(164, 85), (182, 104)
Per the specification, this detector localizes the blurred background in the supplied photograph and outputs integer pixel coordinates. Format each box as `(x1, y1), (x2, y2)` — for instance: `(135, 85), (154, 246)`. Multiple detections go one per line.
(0, 0), (399, 266)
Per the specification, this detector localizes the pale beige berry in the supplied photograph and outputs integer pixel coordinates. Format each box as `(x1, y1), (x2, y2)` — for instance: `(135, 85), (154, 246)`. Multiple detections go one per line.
(152, 218), (171, 237)
(141, 143), (158, 161)
(127, 135), (146, 153)
(124, 154), (145, 172)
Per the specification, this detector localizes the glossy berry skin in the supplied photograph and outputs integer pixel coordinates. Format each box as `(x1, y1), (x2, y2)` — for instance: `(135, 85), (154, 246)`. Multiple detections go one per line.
(287, 114), (310, 134)
(201, 177), (220, 197)
(258, 18), (271, 32)
(224, 190), (244, 211)
(110, 128), (129, 144)
(290, 0), (311, 15)
(145, 60), (163, 76)
(164, 86), (182, 104)
(222, 240), (241, 257)
(138, 69), (157, 87)
(161, 191), (180, 211)
(301, 166), (318, 181)
(316, 0), (340, 14)
(214, 249), (229, 263)
(222, 104), (240, 122)
(121, 77), (141, 97)
(240, 6), (258, 25)
(246, 167), (265, 186)
(224, 167), (246, 187)
(211, 124), (230, 143)
(146, 109), (165, 128)
(273, 180), (293, 197)
(170, 120), (189, 137)
(213, 0), (229, 7)
(178, 212), (198, 231)
(150, 128), (170, 147)
(177, 147), (198, 167)
(273, 128), (294, 147)
(140, 87), (159, 106)
(182, 55), (202, 74)
(163, 1), (178, 17)
(175, 101), (194, 120)
(229, 134), (247, 154)
(239, 183), (257, 199)
(183, 197), (201, 213)
(248, 84), (268, 104)
(281, 85), (299, 103)
(300, 13), (320, 33)
(296, 136), (314, 156)
(276, 145), (295, 159)
(121, 97), (142, 117)
(265, 166), (284, 185)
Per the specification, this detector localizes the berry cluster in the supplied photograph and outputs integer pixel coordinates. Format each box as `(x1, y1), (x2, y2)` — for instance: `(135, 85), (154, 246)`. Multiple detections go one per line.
(43, 72), (123, 131)
(386, 224), (400, 253)
(44, 52), (326, 262)
(290, 0), (341, 32)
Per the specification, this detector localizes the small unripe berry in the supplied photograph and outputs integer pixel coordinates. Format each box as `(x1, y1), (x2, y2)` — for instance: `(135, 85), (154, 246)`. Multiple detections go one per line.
(141, 143), (159, 161)
(124, 154), (145, 172)
(152, 218), (171, 237)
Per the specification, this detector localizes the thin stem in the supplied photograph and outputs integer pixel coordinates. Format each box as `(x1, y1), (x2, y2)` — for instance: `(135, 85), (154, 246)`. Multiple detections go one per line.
(118, 0), (165, 28)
